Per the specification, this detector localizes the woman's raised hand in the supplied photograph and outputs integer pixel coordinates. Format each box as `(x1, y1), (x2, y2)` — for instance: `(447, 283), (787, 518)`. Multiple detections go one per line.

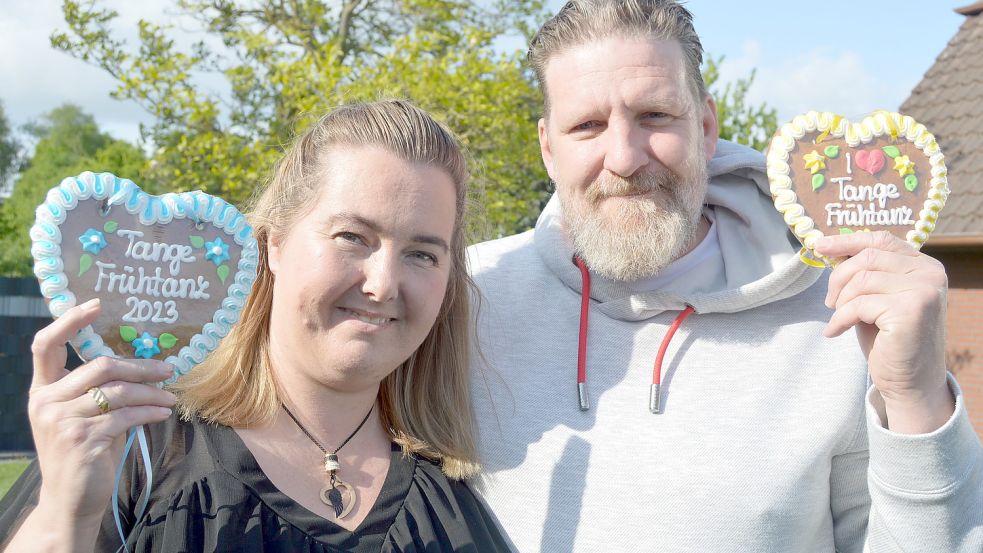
(9, 298), (175, 550)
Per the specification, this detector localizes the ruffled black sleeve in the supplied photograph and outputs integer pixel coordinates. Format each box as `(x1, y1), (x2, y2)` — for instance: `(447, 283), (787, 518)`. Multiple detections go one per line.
(381, 457), (513, 552)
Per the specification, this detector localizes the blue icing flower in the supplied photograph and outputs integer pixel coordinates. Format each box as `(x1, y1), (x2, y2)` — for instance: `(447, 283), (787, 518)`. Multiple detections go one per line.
(204, 237), (230, 266)
(79, 228), (108, 254)
(132, 332), (161, 359)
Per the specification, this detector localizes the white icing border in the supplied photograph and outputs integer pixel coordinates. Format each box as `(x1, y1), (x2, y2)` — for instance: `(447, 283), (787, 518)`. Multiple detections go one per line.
(30, 171), (259, 382)
(766, 111), (948, 260)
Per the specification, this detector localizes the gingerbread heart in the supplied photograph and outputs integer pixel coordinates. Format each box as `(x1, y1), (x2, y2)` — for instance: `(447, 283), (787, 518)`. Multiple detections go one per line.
(30, 172), (259, 381)
(766, 111), (949, 265)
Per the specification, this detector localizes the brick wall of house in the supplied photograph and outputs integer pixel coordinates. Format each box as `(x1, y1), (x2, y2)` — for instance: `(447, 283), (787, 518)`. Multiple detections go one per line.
(947, 287), (983, 437)
(927, 249), (983, 439)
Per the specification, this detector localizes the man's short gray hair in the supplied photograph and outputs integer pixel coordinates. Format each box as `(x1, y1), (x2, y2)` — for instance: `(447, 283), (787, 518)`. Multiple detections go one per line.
(528, 0), (707, 113)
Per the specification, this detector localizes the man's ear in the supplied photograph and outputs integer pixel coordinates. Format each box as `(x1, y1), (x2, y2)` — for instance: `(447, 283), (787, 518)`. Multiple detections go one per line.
(701, 94), (719, 161)
(538, 117), (556, 180)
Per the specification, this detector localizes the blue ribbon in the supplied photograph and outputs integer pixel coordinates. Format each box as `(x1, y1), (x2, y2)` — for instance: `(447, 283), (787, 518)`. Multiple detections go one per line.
(112, 424), (153, 552)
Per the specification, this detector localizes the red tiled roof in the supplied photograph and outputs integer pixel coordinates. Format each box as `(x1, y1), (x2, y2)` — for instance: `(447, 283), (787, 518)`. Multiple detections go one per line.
(900, 4), (983, 237)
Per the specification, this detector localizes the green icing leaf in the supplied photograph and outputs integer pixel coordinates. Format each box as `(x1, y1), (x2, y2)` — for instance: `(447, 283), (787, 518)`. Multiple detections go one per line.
(882, 145), (901, 158)
(905, 174), (918, 192)
(190, 235), (205, 248)
(103, 220), (118, 234)
(217, 264), (230, 284)
(159, 333), (178, 349)
(839, 228), (855, 235)
(811, 173), (825, 191)
(79, 254), (92, 277)
(823, 145), (840, 158)
(119, 325), (138, 342)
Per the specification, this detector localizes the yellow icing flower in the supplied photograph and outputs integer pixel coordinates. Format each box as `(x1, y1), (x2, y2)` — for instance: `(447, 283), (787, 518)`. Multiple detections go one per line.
(893, 155), (915, 177)
(803, 150), (826, 174)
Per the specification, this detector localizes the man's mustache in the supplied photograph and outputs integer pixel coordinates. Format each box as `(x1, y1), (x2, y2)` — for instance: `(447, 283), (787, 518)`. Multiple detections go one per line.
(585, 170), (677, 204)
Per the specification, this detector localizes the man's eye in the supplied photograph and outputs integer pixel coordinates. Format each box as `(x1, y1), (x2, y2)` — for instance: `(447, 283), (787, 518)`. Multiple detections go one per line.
(335, 231), (364, 244)
(574, 121), (600, 131)
(645, 112), (669, 120)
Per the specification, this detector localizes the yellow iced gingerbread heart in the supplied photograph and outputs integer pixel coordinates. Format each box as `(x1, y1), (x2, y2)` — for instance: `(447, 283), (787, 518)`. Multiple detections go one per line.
(766, 111), (949, 266)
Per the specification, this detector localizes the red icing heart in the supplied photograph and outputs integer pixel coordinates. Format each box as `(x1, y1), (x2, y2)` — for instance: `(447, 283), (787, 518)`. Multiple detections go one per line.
(854, 149), (885, 175)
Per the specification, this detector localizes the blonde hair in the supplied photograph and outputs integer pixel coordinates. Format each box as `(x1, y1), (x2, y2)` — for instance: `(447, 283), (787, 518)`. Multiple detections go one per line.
(172, 99), (479, 478)
(528, 0), (707, 113)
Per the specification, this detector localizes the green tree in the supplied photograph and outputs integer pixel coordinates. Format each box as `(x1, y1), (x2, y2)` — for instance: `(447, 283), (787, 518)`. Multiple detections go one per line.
(703, 55), (778, 152)
(52, 0), (551, 239)
(0, 100), (20, 190)
(0, 104), (147, 276)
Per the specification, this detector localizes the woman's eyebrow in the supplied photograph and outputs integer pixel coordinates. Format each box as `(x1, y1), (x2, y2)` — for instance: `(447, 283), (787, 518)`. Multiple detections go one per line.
(328, 211), (448, 252)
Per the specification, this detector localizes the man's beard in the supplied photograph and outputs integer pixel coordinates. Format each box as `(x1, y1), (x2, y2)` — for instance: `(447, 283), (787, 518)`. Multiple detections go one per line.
(559, 158), (708, 282)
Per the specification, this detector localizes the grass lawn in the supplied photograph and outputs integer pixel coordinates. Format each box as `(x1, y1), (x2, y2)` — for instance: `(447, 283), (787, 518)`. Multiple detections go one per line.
(0, 461), (30, 499)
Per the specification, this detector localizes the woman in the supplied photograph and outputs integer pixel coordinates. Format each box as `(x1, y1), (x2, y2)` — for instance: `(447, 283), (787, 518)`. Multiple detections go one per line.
(0, 100), (510, 552)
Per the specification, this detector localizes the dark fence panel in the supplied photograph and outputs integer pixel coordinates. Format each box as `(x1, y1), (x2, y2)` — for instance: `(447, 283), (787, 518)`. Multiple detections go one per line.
(0, 277), (82, 452)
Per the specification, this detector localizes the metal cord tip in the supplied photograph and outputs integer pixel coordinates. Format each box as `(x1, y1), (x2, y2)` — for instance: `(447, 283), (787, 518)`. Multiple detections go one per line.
(649, 384), (662, 414)
(578, 382), (590, 411)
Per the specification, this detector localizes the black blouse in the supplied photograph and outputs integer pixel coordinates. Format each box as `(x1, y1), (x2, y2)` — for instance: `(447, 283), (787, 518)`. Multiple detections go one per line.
(0, 415), (511, 552)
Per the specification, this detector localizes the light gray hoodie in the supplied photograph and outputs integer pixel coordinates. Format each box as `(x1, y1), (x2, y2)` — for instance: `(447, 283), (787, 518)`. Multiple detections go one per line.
(467, 139), (983, 552)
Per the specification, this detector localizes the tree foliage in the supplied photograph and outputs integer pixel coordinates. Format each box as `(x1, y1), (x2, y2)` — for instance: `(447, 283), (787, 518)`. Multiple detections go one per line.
(0, 101), (20, 191)
(0, 104), (147, 276)
(37, 1), (779, 257)
(703, 55), (777, 152)
(51, 0), (552, 239)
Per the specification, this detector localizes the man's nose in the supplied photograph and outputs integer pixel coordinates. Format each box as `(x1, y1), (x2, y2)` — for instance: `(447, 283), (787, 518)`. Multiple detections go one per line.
(602, 123), (648, 178)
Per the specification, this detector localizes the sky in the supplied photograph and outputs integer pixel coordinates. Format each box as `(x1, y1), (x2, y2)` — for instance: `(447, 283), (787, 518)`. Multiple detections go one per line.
(0, 0), (973, 146)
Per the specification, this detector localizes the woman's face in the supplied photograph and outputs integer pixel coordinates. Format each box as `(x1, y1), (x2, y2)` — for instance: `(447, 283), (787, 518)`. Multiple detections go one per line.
(267, 145), (457, 393)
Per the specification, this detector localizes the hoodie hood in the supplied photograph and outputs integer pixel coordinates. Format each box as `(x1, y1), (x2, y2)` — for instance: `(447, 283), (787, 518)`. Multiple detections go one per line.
(533, 139), (823, 322)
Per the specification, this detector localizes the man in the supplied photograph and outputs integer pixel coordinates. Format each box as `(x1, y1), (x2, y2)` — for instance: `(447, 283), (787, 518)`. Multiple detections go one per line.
(467, 1), (983, 551)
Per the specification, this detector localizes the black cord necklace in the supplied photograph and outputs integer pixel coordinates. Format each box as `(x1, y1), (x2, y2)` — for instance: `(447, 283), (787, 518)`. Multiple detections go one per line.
(281, 402), (374, 518)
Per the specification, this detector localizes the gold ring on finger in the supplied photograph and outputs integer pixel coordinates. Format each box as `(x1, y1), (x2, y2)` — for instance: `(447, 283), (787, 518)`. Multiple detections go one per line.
(87, 386), (111, 414)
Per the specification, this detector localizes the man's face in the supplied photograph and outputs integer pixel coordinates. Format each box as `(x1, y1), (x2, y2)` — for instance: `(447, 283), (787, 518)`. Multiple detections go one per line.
(538, 37), (719, 281)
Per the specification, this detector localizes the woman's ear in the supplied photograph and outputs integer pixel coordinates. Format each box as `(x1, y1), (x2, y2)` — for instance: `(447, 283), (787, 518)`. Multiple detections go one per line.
(267, 232), (282, 275)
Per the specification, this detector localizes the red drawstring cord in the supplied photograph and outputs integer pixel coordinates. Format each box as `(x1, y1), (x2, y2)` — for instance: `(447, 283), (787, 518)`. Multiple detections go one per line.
(651, 305), (694, 413)
(573, 255), (694, 413)
(574, 256), (592, 410)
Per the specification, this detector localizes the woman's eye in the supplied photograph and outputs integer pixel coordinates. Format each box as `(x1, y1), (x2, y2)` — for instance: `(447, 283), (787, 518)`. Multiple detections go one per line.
(410, 251), (439, 266)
